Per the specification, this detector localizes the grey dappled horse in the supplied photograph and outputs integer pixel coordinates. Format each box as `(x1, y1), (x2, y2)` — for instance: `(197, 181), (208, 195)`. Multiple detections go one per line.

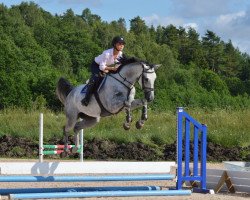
(56, 61), (160, 157)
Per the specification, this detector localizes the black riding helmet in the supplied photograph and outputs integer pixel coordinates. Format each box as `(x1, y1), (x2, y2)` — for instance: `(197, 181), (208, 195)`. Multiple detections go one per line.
(112, 36), (126, 47)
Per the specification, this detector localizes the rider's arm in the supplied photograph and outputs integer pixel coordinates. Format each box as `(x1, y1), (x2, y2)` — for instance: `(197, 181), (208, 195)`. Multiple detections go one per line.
(97, 49), (118, 73)
(100, 56), (118, 72)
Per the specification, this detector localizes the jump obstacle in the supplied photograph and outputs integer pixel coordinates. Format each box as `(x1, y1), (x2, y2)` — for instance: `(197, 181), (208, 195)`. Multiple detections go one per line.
(38, 113), (84, 162)
(0, 107), (210, 199)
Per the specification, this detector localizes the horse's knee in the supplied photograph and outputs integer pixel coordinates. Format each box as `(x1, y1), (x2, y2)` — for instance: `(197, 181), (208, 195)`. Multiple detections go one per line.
(124, 101), (131, 107)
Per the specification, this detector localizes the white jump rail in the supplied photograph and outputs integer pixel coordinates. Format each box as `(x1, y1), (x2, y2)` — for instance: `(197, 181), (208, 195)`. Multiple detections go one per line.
(0, 161), (175, 175)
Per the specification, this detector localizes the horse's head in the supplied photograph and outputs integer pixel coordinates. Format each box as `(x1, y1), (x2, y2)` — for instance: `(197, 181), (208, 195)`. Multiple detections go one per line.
(139, 63), (160, 102)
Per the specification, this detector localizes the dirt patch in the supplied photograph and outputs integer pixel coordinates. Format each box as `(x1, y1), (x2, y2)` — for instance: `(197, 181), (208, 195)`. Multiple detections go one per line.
(0, 135), (249, 161)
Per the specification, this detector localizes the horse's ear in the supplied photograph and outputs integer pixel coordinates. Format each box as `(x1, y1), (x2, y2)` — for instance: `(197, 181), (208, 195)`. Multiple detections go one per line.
(153, 64), (161, 70)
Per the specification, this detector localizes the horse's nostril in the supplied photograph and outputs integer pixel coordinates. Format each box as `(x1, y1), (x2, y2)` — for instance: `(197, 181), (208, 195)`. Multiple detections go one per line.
(115, 91), (123, 96)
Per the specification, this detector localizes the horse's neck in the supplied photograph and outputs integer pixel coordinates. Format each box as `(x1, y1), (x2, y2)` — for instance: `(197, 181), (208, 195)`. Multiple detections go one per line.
(118, 63), (142, 84)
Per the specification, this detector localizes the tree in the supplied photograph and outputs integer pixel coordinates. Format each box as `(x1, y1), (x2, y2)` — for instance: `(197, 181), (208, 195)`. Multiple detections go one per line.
(130, 16), (148, 35)
(223, 40), (242, 77)
(199, 69), (229, 94)
(81, 8), (101, 25)
(15, 2), (45, 27)
(239, 56), (250, 81)
(160, 24), (180, 58)
(202, 30), (224, 73)
(185, 28), (206, 68)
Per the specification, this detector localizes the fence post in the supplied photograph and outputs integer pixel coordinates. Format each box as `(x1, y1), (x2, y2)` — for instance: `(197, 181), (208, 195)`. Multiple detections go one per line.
(39, 113), (43, 162)
(80, 129), (84, 162)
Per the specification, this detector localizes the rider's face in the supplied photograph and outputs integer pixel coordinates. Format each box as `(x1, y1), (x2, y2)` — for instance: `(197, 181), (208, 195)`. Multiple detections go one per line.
(115, 42), (125, 51)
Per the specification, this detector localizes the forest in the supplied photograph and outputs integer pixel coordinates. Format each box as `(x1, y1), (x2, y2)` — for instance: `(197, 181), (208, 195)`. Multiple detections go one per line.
(0, 1), (250, 112)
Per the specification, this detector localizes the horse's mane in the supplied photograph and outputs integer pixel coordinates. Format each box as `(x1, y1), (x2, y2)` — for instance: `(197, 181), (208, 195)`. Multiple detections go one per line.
(119, 57), (141, 66)
(113, 57), (149, 73)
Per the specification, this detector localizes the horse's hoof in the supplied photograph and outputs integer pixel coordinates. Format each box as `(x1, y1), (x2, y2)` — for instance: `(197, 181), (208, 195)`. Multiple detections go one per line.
(136, 121), (144, 129)
(141, 116), (148, 121)
(60, 151), (68, 158)
(71, 146), (79, 154)
(123, 123), (131, 130)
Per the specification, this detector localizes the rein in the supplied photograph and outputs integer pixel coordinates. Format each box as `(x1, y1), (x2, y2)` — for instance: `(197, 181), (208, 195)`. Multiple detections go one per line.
(109, 72), (134, 90)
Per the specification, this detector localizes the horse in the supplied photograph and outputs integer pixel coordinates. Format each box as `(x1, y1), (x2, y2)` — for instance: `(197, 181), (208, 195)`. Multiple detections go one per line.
(56, 60), (160, 157)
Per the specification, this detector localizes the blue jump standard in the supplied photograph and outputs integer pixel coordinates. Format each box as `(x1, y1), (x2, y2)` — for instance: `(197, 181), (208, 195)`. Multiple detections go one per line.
(9, 190), (192, 199)
(0, 174), (175, 182)
(0, 186), (160, 195)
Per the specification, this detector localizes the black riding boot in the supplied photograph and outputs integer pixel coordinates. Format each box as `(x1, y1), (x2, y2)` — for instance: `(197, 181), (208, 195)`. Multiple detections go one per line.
(81, 77), (96, 106)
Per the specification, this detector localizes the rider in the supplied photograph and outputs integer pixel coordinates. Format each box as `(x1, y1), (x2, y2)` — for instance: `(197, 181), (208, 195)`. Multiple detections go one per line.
(81, 36), (126, 106)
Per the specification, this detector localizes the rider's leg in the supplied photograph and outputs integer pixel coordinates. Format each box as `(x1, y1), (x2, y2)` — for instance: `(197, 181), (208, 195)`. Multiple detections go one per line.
(81, 75), (98, 106)
(81, 61), (100, 106)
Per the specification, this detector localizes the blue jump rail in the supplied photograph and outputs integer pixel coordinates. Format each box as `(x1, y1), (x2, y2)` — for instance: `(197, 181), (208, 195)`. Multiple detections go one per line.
(9, 190), (192, 199)
(0, 186), (160, 195)
(0, 174), (175, 182)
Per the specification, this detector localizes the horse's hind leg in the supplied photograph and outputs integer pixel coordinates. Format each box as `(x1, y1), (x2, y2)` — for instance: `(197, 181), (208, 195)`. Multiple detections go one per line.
(61, 114), (77, 158)
(71, 115), (100, 154)
(70, 132), (79, 154)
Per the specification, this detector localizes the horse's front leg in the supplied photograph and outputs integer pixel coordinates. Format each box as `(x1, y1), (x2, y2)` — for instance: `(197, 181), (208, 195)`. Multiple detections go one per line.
(123, 87), (135, 130)
(128, 98), (148, 129)
(136, 102), (147, 129)
(123, 106), (132, 130)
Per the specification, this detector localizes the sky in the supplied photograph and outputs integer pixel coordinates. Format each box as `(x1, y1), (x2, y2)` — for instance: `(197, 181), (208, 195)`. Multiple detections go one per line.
(1, 0), (250, 55)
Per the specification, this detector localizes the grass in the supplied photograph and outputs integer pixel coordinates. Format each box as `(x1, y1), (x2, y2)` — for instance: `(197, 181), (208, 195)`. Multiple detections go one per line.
(0, 107), (249, 148)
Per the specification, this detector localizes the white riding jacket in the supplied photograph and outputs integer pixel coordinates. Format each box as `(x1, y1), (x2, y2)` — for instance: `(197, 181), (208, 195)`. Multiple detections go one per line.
(94, 48), (123, 71)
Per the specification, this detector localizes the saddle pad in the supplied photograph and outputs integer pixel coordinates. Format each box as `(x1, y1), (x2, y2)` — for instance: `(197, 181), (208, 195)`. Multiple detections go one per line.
(80, 84), (88, 93)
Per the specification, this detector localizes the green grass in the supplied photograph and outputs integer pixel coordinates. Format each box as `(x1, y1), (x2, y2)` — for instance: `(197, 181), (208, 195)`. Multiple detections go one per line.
(185, 108), (250, 147)
(0, 108), (249, 148)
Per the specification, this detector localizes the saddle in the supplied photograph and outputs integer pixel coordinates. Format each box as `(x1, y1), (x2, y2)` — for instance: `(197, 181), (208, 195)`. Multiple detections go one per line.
(81, 76), (113, 117)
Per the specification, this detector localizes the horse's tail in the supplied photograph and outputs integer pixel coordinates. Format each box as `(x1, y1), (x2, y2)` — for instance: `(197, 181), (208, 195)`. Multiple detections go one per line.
(56, 77), (74, 105)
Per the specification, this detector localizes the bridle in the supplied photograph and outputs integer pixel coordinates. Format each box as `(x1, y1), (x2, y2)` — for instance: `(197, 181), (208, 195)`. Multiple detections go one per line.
(108, 63), (155, 95)
(139, 64), (155, 96)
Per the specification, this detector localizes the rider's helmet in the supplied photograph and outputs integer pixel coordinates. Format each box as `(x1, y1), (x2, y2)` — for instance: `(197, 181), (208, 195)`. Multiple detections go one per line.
(112, 36), (126, 47)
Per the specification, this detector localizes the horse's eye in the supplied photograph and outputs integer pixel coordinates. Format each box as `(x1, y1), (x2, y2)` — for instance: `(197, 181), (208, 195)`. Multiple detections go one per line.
(145, 78), (149, 82)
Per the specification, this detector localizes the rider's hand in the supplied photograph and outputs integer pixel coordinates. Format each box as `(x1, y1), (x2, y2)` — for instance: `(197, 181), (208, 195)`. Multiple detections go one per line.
(114, 64), (121, 69)
(104, 66), (117, 72)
